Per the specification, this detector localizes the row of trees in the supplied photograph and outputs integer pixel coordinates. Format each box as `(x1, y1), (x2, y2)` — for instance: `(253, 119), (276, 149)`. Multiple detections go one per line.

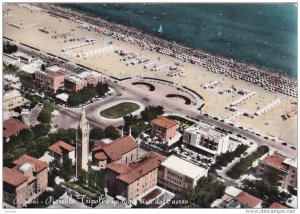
(214, 144), (249, 168)
(90, 126), (120, 140)
(37, 101), (54, 123)
(226, 145), (269, 179)
(80, 169), (106, 195)
(67, 83), (109, 107)
(165, 176), (226, 208)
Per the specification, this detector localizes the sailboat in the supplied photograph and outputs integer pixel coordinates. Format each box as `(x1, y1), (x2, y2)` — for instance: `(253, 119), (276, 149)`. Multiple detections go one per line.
(158, 24), (163, 34)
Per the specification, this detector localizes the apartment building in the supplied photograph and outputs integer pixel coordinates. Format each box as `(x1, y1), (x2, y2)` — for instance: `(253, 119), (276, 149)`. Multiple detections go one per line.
(150, 116), (178, 141)
(3, 155), (48, 207)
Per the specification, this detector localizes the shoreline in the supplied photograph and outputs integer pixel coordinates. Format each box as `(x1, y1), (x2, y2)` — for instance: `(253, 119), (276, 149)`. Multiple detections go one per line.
(3, 3), (297, 146)
(29, 3), (298, 98)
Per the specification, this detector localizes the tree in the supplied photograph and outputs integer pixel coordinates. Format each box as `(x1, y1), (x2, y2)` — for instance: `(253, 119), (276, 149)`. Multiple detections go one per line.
(90, 128), (104, 139)
(41, 64), (46, 71)
(27, 136), (50, 158)
(19, 129), (35, 143)
(242, 174), (284, 207)
(104, 126), (120, 140)
(32, 123), (51, 138)
(59, 157), (74, 181)
(123, 114), (147, 138)
(141, 105), (164, 122)
(3, 42), (18, 54)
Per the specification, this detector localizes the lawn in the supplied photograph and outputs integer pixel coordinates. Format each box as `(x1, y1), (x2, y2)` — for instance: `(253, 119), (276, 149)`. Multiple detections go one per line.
(100, 102), (140, 119)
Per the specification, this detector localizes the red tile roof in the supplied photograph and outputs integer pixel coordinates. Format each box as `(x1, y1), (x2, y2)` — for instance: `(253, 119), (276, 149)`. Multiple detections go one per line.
(48, 140), (75, 156)
(91, 139), (106, 149)
(262, 154), (288, 170)
(102, 136), (138, 161)
(107, 151), (166, 184)
(269, 202), (288, 209)
(48, 71), (66, 77)
(235, 192), (262, 208)
(3, 118), (30, 138)
(94, 152), (107, 161)
(13, 154), (48, 173)
(151, 116), (177, 129)
(3, 167), (28, 187)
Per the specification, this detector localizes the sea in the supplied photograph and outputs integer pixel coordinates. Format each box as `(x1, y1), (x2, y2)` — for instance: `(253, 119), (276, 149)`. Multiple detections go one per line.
(59, 3), (298, 78)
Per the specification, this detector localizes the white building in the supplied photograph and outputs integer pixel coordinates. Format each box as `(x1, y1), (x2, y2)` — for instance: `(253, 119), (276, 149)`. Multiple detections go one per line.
(182, 122), (229, 155)
(158, 155), (208, 192)
(3, 90), (29, 111)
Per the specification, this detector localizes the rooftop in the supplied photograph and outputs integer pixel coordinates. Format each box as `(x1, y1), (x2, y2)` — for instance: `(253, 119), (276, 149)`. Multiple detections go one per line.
(12, 154), (48, 173)
(3, 89), (22, 101)
(48, 140), (75, 156)
(3, 118), (30, 138)
(235, 191), (262, 208)
(151, 116), (177, 129)
(160, 155), (207, 179)
(269, 202), (288, 209)
(185, 121), (228, 140)
(94, 152), (107, 161)
(261, 154), (288, 170)
(224, 186), (243, 198)
(46, 65), (63, 72)
(101, 136), (138, 161)
(48, 71), (66, 77)
(4, 155), (48, 187)
(107, 151), (166, 184)
(3, 167), (28, 187)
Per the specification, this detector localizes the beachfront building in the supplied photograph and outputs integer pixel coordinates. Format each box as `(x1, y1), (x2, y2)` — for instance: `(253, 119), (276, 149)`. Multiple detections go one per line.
(3, 118), (30, 142)
(211, 186), (262, 208)
(48, 140), (76, 166)
(150, 116), (178, 141)
(182, 122), (229, 156)
(64, 71), (102, 92)
(105, 151), (166, 200)
(256, 153), (297, 190)
(3, 155), (48, 208)
(157, 155), (208, 192)
(92, 135), (138, 168)
(35, 65), (68, 93)
(3, 89), (30, 111)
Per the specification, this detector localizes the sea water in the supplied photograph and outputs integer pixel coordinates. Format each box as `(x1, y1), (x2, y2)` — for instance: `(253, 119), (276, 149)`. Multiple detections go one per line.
(60, 3), (298, 78)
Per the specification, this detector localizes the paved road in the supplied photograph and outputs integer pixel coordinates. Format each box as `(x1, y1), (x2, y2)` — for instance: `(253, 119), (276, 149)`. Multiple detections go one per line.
(8, 39), (297, 159)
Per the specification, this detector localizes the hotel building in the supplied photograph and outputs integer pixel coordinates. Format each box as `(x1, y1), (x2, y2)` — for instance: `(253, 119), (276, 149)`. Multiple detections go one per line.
(182, 122), (229, 155)
(35, 65), (68, 93)
(64, 71), (102, 92)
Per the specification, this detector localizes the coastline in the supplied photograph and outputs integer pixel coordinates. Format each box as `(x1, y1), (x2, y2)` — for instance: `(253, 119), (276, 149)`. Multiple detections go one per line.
(32, 3), (297, 98)
(3, 3), (298, 146)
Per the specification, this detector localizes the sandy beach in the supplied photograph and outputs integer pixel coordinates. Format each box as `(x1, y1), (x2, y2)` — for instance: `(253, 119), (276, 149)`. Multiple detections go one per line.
(3, 4), (297, 146)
